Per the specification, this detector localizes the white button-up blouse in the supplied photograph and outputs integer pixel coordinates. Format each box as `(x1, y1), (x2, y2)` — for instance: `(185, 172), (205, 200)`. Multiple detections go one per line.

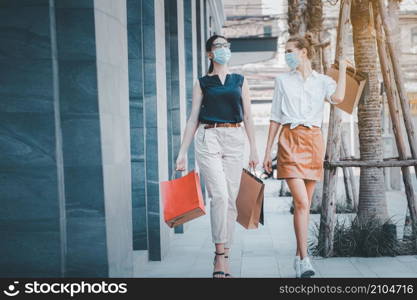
(270, 69), (337, 129)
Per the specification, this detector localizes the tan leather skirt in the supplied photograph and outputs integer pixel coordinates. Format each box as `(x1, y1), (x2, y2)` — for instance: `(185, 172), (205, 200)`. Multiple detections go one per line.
(276, 123), (325, 181)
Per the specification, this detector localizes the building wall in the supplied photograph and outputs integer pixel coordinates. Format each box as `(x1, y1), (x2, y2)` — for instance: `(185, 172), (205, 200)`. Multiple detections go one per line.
(0, 0), (134, 277)
(93, 0), (133, 277)
(0, 0), (224, 276)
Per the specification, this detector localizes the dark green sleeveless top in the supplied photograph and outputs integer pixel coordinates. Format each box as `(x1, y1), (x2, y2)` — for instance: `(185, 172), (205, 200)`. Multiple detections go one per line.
(198, 73), (244, 123)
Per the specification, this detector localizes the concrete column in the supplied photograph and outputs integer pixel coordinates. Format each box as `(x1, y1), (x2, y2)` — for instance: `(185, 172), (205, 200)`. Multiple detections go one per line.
(0, 0), (65, 277)
(195, 0), (208, 206)
(200, 0), (208, 75)
(142, 0), (171, 261)
(165, 0), (187, 234)
(180, 0), (206, 229)
(196, 0), (203, 77)
(127, 0), (148, 251)
(165, 0), (181, 187)
(177, 0), (187, 170)
(183, 0), (195, 172)
(93, 0), (133, 277)
(191, 1), (198, 85)
(0, 0), (134, 277)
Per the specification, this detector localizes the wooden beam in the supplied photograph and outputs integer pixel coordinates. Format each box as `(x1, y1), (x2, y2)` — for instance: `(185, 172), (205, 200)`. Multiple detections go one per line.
(341, 126), (358, 212)
(319, 0), (352, 258)
(375, 0), (417, 244)
(339, 156), (413, 161)
(325, 158), (417, 168)
(377, 0), (417, 176)
(341, 142), (353, 210)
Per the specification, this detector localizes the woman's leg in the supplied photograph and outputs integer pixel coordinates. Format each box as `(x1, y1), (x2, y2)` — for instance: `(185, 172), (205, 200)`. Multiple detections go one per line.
(222, 126), (245, 277)
(304, 179), (317, 244)
(304, 179), (317, 206)
(199, 154), (229, 277)
(286, 178), (310, 259)
(195, 127), (229, 277)
(214, 243), (226, 278)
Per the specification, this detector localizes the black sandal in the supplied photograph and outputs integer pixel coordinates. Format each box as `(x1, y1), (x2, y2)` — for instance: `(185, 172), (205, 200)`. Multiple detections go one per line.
(224, 255), (232, 278)
(212, 252), (225, 278)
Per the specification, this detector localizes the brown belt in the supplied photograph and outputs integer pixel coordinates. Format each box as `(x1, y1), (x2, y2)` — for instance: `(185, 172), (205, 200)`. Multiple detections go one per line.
(202, 122), (242, 129)
(282, 123), (320, 129)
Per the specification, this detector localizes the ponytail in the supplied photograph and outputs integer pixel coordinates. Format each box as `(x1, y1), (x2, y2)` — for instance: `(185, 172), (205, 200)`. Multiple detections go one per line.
(208, 59), (214, 74)
(287, 33), (315, 60)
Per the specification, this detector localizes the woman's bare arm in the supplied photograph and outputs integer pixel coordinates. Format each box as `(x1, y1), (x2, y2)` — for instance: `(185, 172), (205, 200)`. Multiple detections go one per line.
(330, 59), (349, 104)
(241, 77), (259, 168)
(263, 120), (281, 173)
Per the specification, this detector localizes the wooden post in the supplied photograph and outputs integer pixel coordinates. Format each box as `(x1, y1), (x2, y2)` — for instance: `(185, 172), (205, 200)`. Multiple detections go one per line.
(327, 159), (417, 168)
(321, 33), (331, 74)
(341, 126), (358, 212)
(341, 145), (353, 210)
(318, 0), (352, 257)
(377, 0), (417, 176)
(375, 0), (417, 244)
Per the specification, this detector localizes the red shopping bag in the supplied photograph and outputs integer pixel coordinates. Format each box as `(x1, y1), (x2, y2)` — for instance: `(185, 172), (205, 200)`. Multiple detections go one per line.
(160, 170), (206, 228)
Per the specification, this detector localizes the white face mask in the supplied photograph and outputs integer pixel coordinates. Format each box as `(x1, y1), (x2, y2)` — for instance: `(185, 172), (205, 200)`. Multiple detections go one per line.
(213, 47), (232, 64)
(285, 52), (300, 69)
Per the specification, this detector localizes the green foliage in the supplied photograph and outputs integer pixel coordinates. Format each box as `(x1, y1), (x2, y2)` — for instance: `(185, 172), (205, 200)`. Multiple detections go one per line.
(308, 214), (417, 257)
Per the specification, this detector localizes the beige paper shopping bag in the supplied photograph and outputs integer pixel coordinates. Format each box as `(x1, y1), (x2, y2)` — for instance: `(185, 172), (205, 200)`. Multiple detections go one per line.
(236, 168), (265, 229)
(326, 62), (367, 114)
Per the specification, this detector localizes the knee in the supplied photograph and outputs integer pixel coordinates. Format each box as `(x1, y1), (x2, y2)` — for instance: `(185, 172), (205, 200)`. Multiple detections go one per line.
(210, 191), (228, 206)
(293, 198), (309, 212)
(227, 201), (237, 213)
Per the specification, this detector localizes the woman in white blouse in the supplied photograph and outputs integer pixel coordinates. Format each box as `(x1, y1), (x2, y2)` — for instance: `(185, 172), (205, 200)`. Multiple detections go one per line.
(263, 34), (350, 278)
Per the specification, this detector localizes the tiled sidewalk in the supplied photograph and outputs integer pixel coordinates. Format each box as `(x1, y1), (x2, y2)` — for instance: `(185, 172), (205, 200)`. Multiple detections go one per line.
(134, 179), (417, 278)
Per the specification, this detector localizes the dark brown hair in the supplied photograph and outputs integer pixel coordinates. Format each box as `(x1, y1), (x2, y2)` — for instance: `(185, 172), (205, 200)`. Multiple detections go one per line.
(286, 34), (315, 60)
(205, 34), (228, 74)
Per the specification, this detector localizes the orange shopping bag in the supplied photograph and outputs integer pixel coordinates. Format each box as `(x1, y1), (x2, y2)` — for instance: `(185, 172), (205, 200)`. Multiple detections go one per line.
(160, 169), (206, 228)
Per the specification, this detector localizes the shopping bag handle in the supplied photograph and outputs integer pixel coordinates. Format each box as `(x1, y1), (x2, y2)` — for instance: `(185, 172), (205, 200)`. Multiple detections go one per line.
(247, 165), (260, 179)
(171, 167), (180, 181)
(243, 166), (264, 184)
(334, 59), (356, 76)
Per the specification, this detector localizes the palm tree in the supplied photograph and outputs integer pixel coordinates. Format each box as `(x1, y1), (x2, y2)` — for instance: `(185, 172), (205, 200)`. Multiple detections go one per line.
(282, 0), (309, 199)
(286, 0), (327, 213)
(306, 0), (324, 212)
(351, 0), (389, 223)
(387, 0), (402, 53)
(287, 0), (307, 36)
(306, 0), (324, 72)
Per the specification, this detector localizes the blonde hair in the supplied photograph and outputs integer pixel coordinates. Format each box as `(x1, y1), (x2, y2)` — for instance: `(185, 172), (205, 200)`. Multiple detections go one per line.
(286, 33), (315, 60)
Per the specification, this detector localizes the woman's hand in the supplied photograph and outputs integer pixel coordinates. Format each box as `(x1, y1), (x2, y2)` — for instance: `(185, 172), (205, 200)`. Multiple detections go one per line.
(175, 154), (186, 171)
(263, 151), (273, 174)
(339, 57), (354, 70)
(248, 150), (259, 170)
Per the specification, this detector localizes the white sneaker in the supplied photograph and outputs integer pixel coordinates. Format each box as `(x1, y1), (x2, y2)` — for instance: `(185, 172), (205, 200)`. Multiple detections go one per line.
(299, 256), (315, 278)
(294, 256), (301, 278)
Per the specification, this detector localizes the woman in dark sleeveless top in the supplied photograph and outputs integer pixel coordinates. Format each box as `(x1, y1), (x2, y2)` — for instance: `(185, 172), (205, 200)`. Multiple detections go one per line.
(175, 35), (259, 278)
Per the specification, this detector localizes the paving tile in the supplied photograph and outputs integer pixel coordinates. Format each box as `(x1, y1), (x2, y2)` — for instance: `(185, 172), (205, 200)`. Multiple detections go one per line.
(377, 274), (417, 278)
(134, 179), (417, 278)
(241, 273), (279, 278)
(394, 255), (417, 263)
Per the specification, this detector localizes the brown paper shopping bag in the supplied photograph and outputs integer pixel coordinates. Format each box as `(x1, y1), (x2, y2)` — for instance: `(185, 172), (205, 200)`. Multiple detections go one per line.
(236, 168), (265, 229)
(325, 62), (367, 114)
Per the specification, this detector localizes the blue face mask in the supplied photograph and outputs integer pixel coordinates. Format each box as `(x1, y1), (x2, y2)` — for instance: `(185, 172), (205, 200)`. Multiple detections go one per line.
(213, 47), (231, 65)
(285, 52), (300, 69)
